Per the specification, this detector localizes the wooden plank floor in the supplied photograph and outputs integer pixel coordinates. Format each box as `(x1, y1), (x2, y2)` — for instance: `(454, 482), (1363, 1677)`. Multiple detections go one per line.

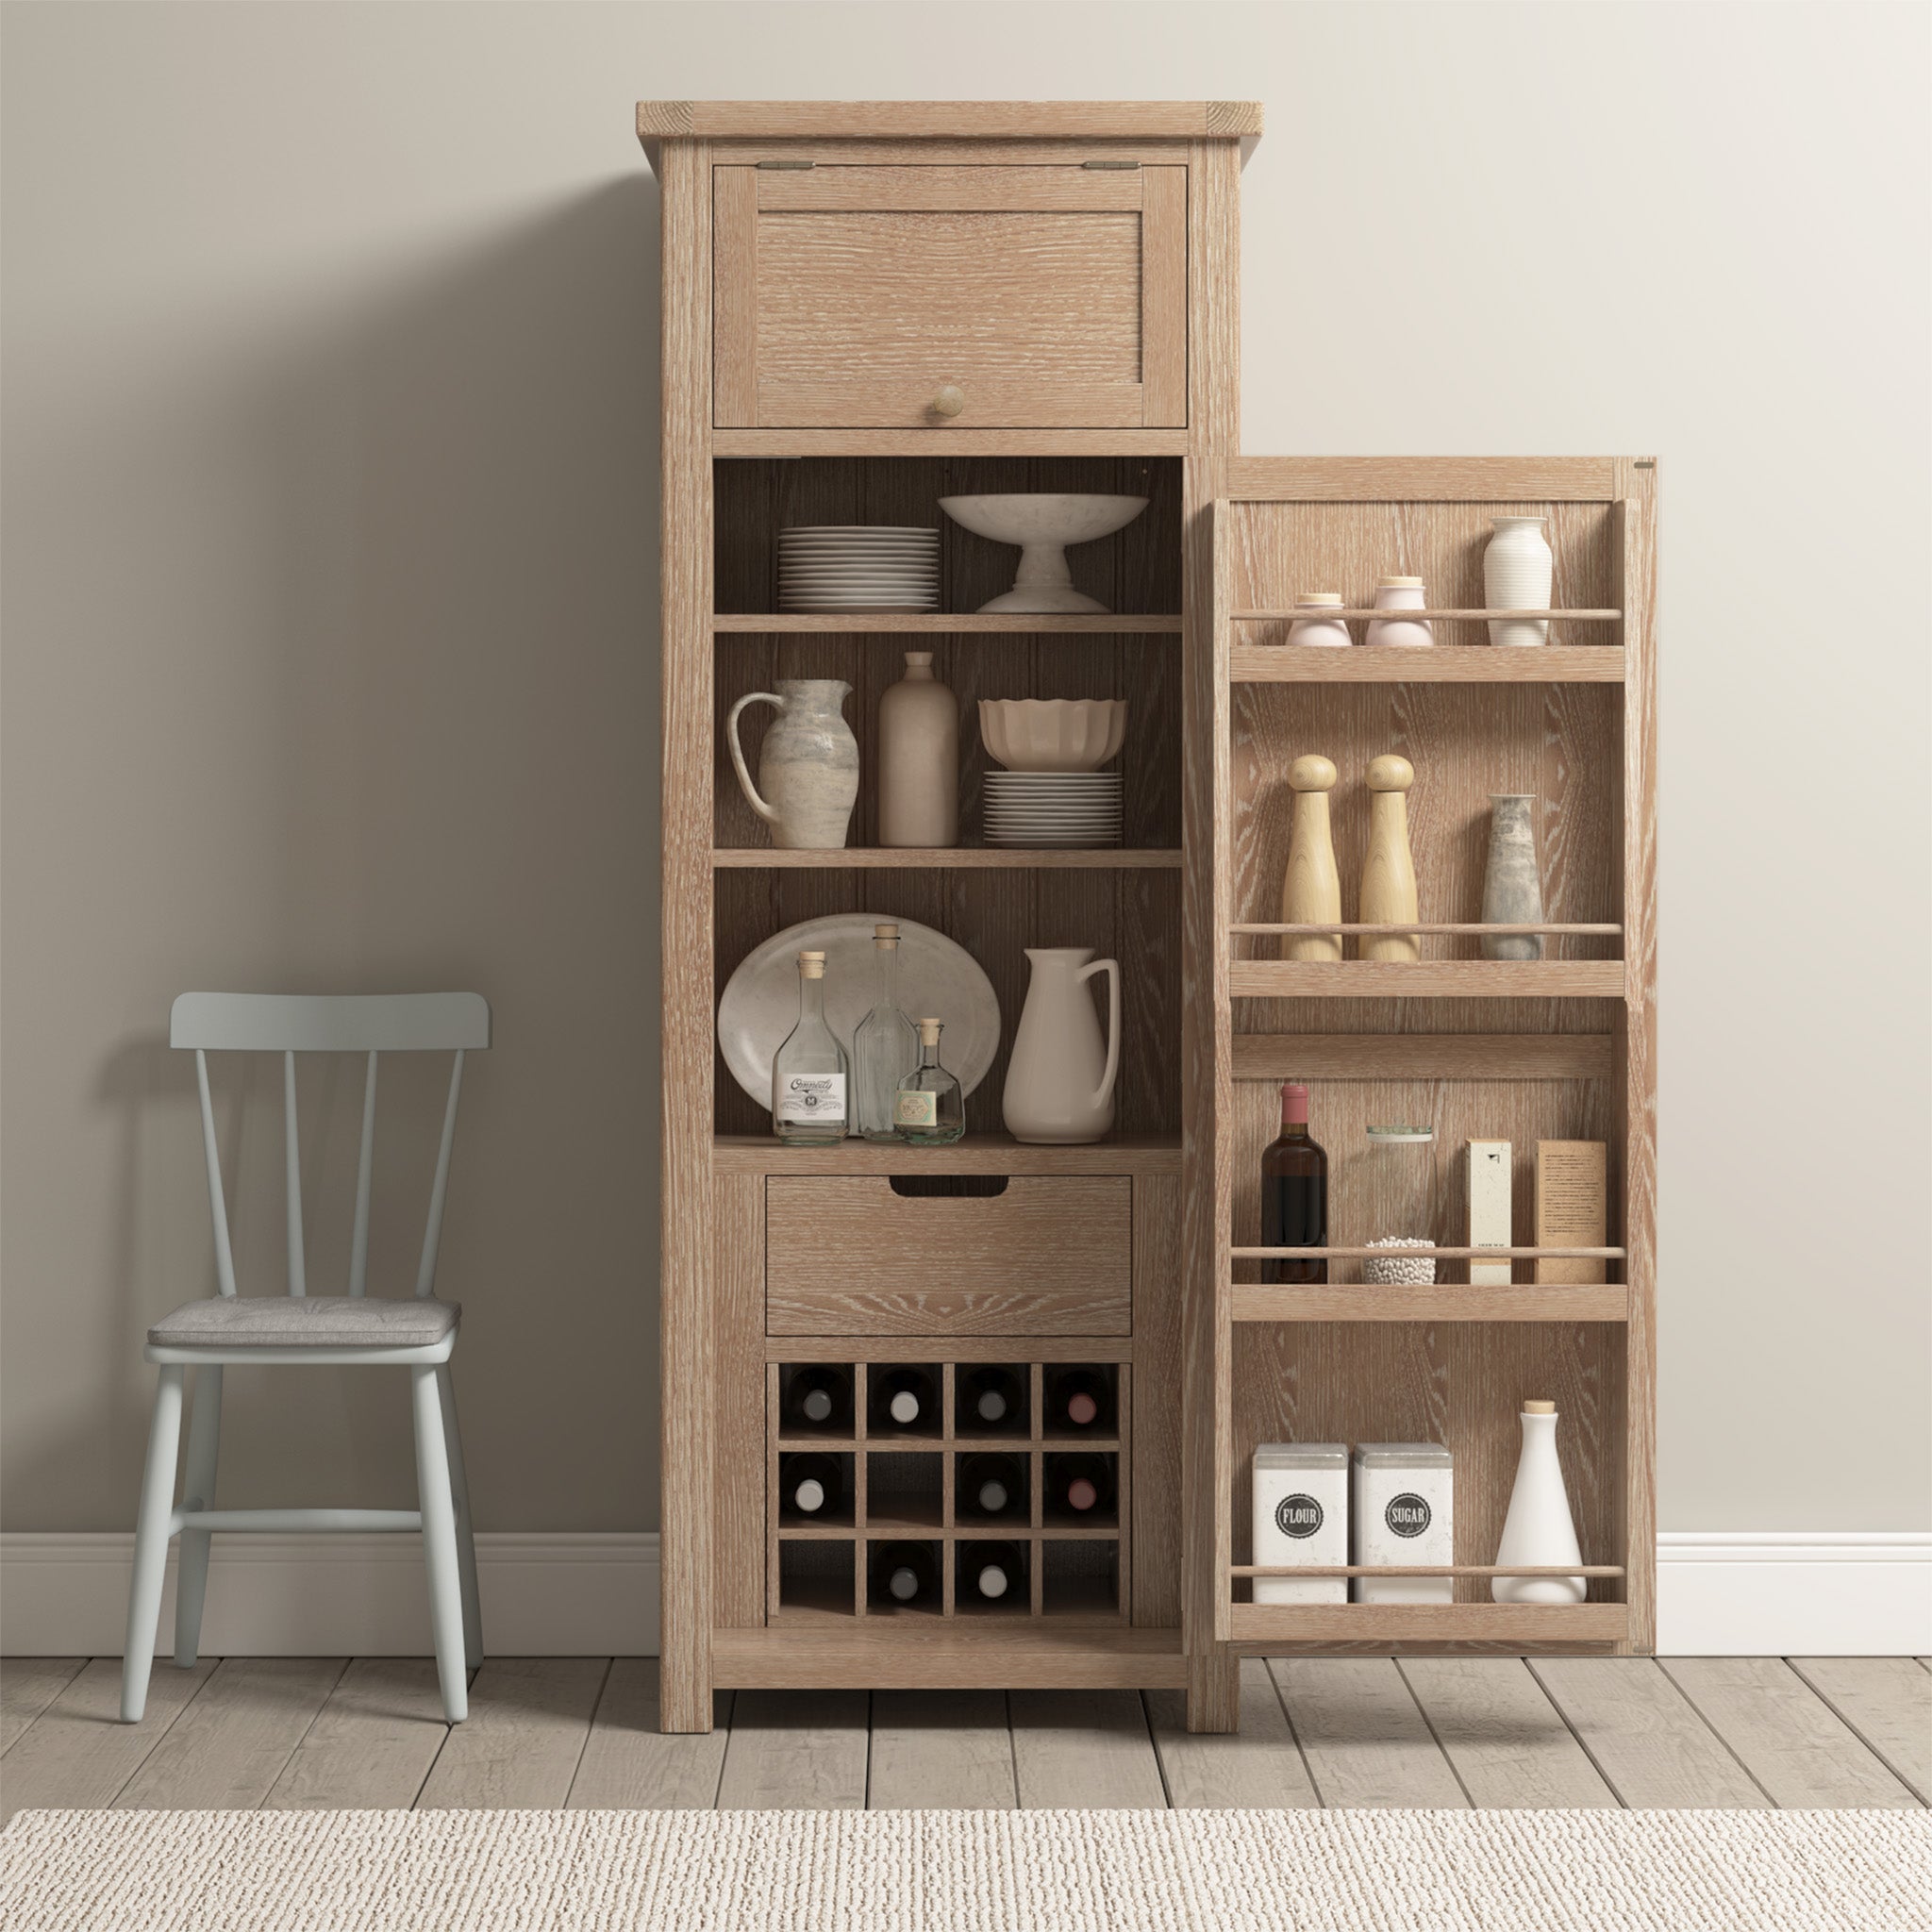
(3, 1656), (1925, 1817)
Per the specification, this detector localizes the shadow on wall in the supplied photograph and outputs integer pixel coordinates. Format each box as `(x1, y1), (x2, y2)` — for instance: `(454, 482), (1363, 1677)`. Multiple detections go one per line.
(11, 175), (667, 1532)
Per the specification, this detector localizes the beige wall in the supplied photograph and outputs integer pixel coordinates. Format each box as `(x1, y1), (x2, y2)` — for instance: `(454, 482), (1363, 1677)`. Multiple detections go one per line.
(3, 3), (1926, 1537)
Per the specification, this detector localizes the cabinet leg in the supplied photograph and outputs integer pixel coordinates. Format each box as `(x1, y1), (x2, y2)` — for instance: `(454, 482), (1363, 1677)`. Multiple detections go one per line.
(1185, 1649), (1240, 1733)
(658, 1649), (715, 1734)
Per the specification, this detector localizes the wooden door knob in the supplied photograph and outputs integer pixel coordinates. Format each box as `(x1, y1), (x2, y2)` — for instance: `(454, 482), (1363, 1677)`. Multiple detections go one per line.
(932, 385), (966, 418)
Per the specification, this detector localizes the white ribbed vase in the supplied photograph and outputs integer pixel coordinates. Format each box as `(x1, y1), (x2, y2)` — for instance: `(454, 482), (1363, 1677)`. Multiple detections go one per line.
(1492, 1403), (1586, 1604)
(1484, 517), (1553, 647)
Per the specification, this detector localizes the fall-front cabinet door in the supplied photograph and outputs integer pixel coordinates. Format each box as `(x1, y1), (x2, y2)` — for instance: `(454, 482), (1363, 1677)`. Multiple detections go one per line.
(712, 163), (1187, 430)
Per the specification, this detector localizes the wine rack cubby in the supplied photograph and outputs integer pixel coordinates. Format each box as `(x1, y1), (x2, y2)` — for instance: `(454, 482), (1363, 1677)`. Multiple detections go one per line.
(767, 1358), (1131, 1623)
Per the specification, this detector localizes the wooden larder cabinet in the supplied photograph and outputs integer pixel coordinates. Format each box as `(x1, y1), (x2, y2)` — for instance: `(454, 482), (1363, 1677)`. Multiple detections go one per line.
(712, 162), (1188, 428)
(641, 100), (1657, 1740)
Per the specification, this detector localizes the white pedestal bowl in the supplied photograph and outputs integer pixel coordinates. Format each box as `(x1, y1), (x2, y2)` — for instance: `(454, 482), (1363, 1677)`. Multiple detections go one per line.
(939, 493), (1149, 613)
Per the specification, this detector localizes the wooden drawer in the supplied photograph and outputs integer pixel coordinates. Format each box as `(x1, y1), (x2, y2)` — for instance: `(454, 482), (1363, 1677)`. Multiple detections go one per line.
(765, 1176), (1132, 1336)
(713, 164), (1187, 429)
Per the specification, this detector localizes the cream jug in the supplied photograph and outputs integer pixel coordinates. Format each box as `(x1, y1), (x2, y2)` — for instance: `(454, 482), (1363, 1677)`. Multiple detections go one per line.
(1002, 947), (1120, 1144)
(725, 680), (859, 849)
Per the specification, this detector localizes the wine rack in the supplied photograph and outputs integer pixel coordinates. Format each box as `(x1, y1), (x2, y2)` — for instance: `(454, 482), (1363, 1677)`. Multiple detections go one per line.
(768, 1359), (1130, 1622)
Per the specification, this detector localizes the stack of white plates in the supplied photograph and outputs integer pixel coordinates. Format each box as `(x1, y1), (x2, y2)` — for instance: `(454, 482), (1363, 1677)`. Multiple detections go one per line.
(778, 526), (940, 611)
(984, 773), (1124, 848)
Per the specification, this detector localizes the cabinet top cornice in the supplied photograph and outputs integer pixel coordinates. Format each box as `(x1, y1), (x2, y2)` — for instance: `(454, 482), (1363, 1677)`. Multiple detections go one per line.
(635, 100), (1263, 142)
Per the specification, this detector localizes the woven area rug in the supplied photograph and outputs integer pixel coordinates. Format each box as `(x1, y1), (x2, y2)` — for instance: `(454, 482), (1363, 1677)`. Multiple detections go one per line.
(4, 1807), (1927, 1930)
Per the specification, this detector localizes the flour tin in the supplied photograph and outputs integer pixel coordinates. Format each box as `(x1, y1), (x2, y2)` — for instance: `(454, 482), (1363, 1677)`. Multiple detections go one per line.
(1252, 1443), (1349, 1605)
(1351, 1443), (1454, 1603)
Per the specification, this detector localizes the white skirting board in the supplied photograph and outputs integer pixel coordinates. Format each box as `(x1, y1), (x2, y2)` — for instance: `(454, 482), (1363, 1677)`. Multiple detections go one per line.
(0, 1532), (659, 1657)
(2, 1531), (1927, 1657)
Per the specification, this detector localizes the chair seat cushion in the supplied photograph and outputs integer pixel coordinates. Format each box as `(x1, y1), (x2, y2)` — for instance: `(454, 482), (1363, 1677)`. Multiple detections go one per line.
(148, 1295), (460, 1350)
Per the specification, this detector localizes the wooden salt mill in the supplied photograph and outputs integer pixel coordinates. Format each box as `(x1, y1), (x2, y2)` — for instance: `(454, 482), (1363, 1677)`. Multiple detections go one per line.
(1358, 754), (1420, 961)
(1279, 755), (1342, 961)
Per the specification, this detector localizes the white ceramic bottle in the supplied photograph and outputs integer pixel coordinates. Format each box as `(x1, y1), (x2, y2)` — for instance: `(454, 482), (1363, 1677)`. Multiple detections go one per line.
(1285, 592), (1352, 648)
(1364, 576), (1434, 648)
(1483, 518), (1554, 646)
(1492, 1400), (1586, 1603)
(878, 652), (958, 847)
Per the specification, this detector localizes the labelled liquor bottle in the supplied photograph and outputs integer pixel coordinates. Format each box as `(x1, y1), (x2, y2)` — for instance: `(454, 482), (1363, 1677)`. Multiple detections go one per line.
(1048, 1453), (1117, 1519)
(772, 951), (849, 1144)
(958, 1451), (1028, 1521)
(963, 1540), (1027, 1607)
(958, 1365), (1024, 1431)
(893, 1019), (966, 1144)
(1261, 1081), (1328, 1283)
(779, 1452), (844, 1519)
(870, 1366), (936, 1433)
(852, 924), (920, 1141)
(869, 1540), (939, 1609)
(1046, 1366), (1113, 1433)
(783, 1364), (852, 1432)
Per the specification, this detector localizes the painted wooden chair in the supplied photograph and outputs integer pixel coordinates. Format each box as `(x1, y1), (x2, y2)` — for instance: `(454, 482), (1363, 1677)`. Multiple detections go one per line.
(121, 991), (491, 1724)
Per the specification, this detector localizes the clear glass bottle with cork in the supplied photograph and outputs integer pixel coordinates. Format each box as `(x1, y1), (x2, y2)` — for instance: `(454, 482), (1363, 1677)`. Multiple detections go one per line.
(893, 1019), (965, 1144)
(771, 949), (849, 1144)
(852, 923), (920, 1141)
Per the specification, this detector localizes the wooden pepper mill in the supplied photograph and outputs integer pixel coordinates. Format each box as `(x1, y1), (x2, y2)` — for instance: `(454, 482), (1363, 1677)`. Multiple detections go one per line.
(1358, 754), (1420, 962)
(1279, 755), (1342, 961)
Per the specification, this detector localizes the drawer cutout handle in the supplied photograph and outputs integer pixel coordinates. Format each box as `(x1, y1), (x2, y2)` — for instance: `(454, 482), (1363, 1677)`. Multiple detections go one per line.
(889, 1174), (1009, 1200)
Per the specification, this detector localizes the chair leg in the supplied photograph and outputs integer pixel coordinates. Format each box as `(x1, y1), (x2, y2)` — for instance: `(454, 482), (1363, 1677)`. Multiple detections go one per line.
(435, 1362), (484, 1668)
(173, 1365), (224, 1667)
(122, 1366), (186, 1723)
(410, 1364), (469, 1723)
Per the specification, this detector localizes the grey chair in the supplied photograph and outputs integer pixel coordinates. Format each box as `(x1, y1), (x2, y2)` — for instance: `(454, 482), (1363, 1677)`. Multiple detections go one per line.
(121, 991), (490, 1724)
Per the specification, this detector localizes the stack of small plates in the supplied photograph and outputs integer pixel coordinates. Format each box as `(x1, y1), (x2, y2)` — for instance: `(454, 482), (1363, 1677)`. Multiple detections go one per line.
(984, 773), (1124, 848)
(778, 526), (940, 612)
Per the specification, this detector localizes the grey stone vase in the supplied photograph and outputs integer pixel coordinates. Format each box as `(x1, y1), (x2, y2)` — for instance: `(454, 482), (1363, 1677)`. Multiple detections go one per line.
(1480, 795), (1544, 959)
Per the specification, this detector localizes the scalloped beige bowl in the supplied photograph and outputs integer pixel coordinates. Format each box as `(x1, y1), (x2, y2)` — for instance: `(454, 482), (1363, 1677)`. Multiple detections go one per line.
(978, 699), (1128, 774)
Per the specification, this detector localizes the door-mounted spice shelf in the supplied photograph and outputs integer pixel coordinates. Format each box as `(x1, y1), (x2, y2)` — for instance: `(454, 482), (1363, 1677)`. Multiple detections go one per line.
(1227, 960), (1627, 997)
(1229, 1283), (1631, 1323)
(1226, 1603), (1631, 1643)
(714, 847), (1184, 869)
(1230, 645), (1625, 684)
(715, 613), (1185, 634)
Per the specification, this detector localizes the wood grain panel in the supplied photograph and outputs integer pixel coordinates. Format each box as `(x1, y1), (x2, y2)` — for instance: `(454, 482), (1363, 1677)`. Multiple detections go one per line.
(639, 102), (1262, 140)
(1226, 457), (1616, 501)
(757, 166), (1146, 211)
(1140, 167), (1188, 426)
(1231, 645), (1624, 682)
(1233, 1033), (1613, 1081)
(714, 1170), (766, 1626)
(711, 167), (758, 427)
(759, 378), (1145, 431)
(1131, 1172), (1183, 1629)
(765, 1176), (1132, 1336)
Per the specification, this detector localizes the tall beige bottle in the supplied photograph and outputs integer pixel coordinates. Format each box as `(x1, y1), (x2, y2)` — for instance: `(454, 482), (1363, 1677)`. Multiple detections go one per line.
(1279, 755), (1342, 961)
(878, 652), (958, 847)
(1358, 754), (1420, 962)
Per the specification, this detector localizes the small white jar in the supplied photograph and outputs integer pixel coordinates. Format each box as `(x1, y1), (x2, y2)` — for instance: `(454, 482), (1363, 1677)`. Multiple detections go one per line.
(1352, 1442), (1454, 1604)
(1285, 592), (1352, 649)
(1252, 1443), (1349, 1605)
(1364, 576), (1434, 649)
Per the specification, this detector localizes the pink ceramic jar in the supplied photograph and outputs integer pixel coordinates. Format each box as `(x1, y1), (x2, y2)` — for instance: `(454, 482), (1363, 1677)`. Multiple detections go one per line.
(1364, 576), (1434, 648)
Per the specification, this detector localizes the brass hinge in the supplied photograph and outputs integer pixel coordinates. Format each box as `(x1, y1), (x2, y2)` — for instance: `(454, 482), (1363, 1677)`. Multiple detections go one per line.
(1081, 159), (1141, 171)
(756, 159), (815, 171)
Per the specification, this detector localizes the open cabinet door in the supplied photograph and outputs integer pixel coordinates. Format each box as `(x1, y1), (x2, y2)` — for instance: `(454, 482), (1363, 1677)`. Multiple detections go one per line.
(1181, 458), (1656, 1715)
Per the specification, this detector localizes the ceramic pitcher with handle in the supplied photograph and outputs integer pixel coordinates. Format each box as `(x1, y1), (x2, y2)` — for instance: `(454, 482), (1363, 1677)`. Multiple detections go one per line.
(725, 680), (859, 849)
(1002, 947), (1120, 1144)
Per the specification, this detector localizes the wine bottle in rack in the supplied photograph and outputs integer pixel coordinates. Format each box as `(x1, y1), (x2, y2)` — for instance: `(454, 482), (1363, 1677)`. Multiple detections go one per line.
(1046, 1367), (1113, 1432)
(783, 1364), (852, 1432)
(958, 1451), (1027, 1520)
(779, 1452), (843, 1518)
(965, 1541), (1027, 1605)
(1050, 1454), (1117, 1518)
(1261, 1081), (1328, 1283)
(869, 1541), (939, 1608)
(870, 1366), (936, 1432)
(958, 1365), (1024, 1430)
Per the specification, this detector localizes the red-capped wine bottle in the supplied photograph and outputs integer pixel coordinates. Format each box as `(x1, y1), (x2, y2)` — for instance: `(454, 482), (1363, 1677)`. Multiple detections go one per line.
(779, 1452), (842, 1517)
(958, 1365), (1024, 1429)
(1047, 1367), (1112, 1431)
(784, 1364), (852, 1431)
(1261, 1081), (1328, 1283)
(966, 1540), (1027, 1604)
(958, 1451), (1026, 1519)
(870, 1366), (935, 1431)
(869, 1541), (938, 1608)
(1051, 1455), (1116, 1516)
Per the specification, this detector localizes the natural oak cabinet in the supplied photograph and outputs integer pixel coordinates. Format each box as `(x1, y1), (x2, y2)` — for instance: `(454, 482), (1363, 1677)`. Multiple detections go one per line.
(712, 162), (1187, 428)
